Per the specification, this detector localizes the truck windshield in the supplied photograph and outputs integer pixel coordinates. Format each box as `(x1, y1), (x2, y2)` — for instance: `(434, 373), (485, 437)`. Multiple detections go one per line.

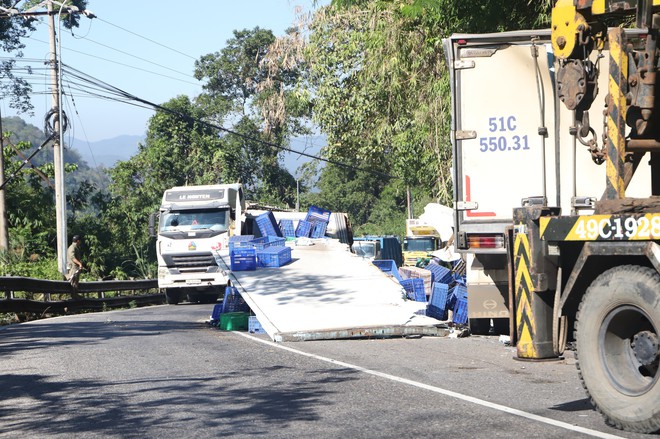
(353, 242), (378, 259)
(404, 237), (437, 252)
(160, 209), (229, 233)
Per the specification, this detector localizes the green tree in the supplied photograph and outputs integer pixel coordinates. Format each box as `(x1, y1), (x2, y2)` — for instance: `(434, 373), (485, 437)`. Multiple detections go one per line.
(194, 27), (277, 119)
(194, 27), (304, 207)
(0, 116), (112, 279)
(295, 0), (553, 230)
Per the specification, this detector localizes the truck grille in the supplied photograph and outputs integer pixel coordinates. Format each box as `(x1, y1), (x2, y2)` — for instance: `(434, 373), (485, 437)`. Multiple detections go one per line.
(168, 252), (217, 268)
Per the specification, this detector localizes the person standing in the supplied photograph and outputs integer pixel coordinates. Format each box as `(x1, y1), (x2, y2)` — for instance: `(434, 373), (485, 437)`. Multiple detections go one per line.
(66, 235), (84, 296)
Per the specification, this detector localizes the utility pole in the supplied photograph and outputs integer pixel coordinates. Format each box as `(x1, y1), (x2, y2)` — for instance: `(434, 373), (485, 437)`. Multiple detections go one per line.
(47, 0), (68, 275)
(0, 110), (8, 251)
(0, 2), (94, 271)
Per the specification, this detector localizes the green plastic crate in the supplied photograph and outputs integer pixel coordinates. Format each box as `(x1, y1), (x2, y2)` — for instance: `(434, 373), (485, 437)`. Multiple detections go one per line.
(218, 312), (249, 331)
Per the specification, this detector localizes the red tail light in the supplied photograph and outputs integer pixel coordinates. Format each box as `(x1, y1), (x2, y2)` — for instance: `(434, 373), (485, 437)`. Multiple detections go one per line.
(468, 234), (504, 249)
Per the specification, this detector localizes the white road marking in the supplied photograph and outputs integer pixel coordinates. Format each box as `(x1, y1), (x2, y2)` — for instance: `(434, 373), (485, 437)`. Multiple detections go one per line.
(238, 332), (625, 439)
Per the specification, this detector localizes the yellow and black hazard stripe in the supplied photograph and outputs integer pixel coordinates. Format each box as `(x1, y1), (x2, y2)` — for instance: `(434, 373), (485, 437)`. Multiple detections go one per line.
(605, 27), (627, 200)
(514, 232), (538, 359)
(540, 213), (660, 242)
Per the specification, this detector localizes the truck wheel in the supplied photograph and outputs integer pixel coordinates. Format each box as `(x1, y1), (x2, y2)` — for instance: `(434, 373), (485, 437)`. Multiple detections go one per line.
(575, 265), (660, 433)
(164, 289), (180, 305)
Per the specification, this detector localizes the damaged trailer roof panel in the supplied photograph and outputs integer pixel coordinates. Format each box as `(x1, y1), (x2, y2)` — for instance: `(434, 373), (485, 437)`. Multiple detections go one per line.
(221, 239), (447, 342)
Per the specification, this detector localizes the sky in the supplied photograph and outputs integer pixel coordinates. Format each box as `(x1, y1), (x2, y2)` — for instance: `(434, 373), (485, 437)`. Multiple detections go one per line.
(2, 0), (326, 148)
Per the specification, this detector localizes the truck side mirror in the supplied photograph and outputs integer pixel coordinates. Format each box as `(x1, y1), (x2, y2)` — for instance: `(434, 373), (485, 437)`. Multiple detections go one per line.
(148, 213), (157, 237)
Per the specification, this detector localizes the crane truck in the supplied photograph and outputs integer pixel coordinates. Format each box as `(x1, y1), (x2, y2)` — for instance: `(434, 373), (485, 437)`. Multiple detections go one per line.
(446, 1), (659, 433)
(151, 184), (244, 305)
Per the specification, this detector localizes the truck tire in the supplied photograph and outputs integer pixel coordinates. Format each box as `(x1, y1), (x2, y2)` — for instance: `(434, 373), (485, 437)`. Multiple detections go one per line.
(575, 265), (660, 433)
(164, 289), (180, 305)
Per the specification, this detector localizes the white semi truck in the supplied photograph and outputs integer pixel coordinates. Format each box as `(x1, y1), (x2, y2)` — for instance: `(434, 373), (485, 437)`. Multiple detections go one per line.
(153, 184), (245, 304)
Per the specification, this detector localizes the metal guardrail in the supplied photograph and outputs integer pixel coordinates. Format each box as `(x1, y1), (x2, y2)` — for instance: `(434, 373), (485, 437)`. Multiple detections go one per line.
(0, 276), (162, 314)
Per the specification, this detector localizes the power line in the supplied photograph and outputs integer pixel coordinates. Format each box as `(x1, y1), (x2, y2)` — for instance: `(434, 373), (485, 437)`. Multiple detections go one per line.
(61, 63), (394, 179)
(25, 35), (202, 87)
(73, 34), (194, 79)
(95, 17), (197, 61)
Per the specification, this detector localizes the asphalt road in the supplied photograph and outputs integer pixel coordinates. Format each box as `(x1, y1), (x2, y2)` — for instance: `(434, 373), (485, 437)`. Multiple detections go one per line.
(0, 304), (651, 439)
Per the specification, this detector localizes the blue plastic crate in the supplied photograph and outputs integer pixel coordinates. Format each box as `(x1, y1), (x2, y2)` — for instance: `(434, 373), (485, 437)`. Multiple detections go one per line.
(210, 303), (223, 321)
(248, 315), (266, 334)
(250, 236), (286, 250)
(453, 295), (468, 325)
(424, 262), (454, 285)
(230, 248), (257, 271)
(310, 221), (327, 238)
(257, 246), (292, 267)
(255, 212), (283, 237)
(426, 282), (449, 320)
(295, 219), (312, 237)
(221, 286), (251, 313)
(372, 259), (403, 282)
(451, 283), (468, 300)
(449, 283), (468, 324)
(228, 235), (255, 251)
(278, 219), (295, 237)
(400, 278), (426, 302)
(453, 272), (467, 285)
(305, 205), (332, 224)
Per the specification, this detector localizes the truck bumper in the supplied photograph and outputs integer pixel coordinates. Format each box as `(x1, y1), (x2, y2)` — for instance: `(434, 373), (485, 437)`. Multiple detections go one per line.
(158, 269), (229, 290)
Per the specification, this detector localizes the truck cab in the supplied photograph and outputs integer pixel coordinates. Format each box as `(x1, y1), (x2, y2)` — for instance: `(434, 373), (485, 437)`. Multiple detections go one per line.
(352, 235), (403, 267)
(402, 219), (440, 266)
(156, 184), (244, 304)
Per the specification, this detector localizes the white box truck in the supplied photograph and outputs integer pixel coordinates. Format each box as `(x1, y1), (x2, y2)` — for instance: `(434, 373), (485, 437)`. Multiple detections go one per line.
(444, 29), (651, 332)
(445, 1), (660, 429)
(153, 184), (244, 304)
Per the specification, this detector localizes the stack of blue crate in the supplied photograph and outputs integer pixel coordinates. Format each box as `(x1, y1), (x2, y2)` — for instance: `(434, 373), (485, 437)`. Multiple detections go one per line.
(228, 235), (257, 271)
(296, 205), (331, 238)
(244, 212), (294, 268)
(424, 260), (468, 325)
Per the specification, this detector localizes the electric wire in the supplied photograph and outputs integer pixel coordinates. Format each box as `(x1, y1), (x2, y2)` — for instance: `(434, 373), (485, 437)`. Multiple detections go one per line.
(65, 32), (195, 80)
(61, 63), (393, 179)
(25, 35), (201, 87)
(5, 11), (386, 179)
(95, 17), (197, 61)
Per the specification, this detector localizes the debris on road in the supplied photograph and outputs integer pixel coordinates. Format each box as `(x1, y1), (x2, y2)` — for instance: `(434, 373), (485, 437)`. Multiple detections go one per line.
(209, 206), (470, 342)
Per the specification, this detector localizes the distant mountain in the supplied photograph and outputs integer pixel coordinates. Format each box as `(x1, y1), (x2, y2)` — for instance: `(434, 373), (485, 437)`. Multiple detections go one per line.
(68, 133), (325, 173)
(70, 135), (144, 168)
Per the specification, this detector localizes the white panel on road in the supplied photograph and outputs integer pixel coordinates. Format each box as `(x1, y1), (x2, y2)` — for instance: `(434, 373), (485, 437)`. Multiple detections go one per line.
(221, 239), (445, 342)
